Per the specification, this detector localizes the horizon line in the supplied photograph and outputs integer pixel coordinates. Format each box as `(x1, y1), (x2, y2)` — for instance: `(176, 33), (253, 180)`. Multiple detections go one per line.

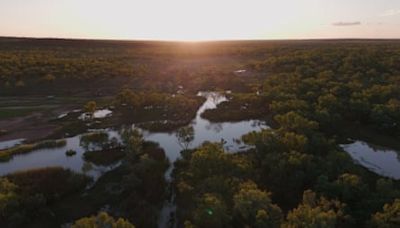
(1, 35), (400, 43)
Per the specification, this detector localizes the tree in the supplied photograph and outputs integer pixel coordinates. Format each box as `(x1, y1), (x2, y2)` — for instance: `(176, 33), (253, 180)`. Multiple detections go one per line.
(72, 212), (135, 228)
(0, 178), (18, 215)
(121, 127), (144, 162)
(79, 132), (110, 151)
(114, 89), (142, 108)
(334, 173), (368, 202)
(192, 193), (231, 228)
(233, 181), (282, 228)
(176, 126), (195, 150)
(283, 190), (349, 228)
(84, 101), (97, 119)
(274, 111), (319, 135)
(189, 143), (232, 179)
(370, 199), (400, 228)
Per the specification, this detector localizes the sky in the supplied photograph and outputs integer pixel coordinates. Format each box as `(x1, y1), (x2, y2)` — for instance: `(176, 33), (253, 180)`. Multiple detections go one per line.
(0, 0), (399, 41)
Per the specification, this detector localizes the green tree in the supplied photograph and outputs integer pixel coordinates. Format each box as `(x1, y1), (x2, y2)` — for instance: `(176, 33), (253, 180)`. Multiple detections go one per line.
(176, 126), (195, 150)
(274, 111), (319, 135)
(193, 193), (231, 228)
(72, 212), (135, 228)
(283, 190), (348, 228)
(114, 89), (142, 108)
(121, 127), (144, 162)
(0, 178), (18, 215)
(233, 181), (282, 228)
(84, 101), (97, 119)
(189, 143), (233, 179)
(79, 132), (110, 151)
(370, 199), (400, 228)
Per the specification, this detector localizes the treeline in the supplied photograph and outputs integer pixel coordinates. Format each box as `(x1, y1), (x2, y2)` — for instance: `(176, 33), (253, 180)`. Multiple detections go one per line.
(255, 47), (400, 136)
(114, 88), (201, 111)
(6, 38), (398, 96)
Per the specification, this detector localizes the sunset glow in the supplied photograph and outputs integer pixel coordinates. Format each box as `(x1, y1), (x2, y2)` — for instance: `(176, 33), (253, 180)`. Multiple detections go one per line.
(1, 0), (400, 40)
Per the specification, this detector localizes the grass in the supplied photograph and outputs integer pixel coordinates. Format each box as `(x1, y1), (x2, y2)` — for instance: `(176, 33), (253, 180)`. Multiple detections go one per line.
(0, 139), (67, 162)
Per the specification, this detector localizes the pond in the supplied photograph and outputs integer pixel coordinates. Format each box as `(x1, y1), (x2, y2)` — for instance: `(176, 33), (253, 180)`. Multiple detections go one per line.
(0, 131), (121, 180)
(341, 140), (400, 180)
(144, 91), (266, 179)
(0, 92), (265, 179)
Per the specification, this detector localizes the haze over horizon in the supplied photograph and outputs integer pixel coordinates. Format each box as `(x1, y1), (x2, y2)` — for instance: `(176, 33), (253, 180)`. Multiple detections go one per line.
(1, 0), (400, 41)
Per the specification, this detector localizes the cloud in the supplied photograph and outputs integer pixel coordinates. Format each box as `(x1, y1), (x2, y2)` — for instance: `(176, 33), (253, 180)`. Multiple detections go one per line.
(380, 9), (400, 17)
(332, 21), (361, 26)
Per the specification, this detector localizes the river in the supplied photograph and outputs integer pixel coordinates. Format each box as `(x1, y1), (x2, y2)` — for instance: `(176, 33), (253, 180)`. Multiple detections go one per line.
(1, 92), (399, 227)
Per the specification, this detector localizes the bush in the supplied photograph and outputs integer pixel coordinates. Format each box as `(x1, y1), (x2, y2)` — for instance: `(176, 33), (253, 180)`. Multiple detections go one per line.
(0, 139), (67, 162)
(66, 149), (77, 157)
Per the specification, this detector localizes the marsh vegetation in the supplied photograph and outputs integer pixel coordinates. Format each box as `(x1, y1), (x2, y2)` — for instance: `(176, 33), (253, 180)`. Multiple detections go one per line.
(0, 38), (399, 227)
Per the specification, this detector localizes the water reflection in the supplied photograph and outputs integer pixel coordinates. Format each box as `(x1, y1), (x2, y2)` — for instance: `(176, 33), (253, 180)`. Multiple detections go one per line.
(341, 141), (400, 180)
(155, 92), (267, 228)
(0, 138), (25, 150)
(0, 130), (121, 180)
(0, 92), (266, 181)
(143, 91), (266, 179)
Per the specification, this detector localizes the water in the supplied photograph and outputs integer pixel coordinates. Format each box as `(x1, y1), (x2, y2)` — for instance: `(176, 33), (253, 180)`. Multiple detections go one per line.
(0, 92), (267, 227)
(2, 92), (399, 226)
(0, 92), (264, 179)
(0, 138), (25, 150)
(145, 92), (265, 179)
(341, 141), (400, 180)
(57, 113), (68, 119)
(154, 92), (266, 228)
(0, 131), (121, 180)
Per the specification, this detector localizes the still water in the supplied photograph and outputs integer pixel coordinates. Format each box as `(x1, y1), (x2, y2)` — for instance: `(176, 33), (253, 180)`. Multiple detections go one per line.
(1, 92), (399, 228)
(0, 131), (121, 179)
(341, 141), (400, 180)
(0, 92), (266, 179)
(0, 138), (25, 150)
(151, 92), (266, 228)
